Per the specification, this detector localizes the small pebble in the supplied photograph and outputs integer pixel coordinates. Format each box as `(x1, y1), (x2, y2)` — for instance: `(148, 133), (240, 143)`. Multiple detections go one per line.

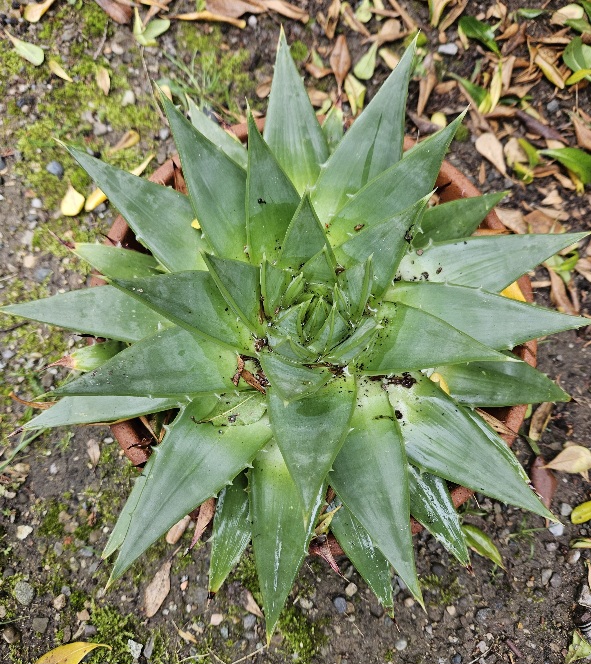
(578, 585), (591, 608)
(545, 542), (558, 552)
(111, 42), (124, 56)
(2, 625), (20, 644)
(394, 637), (408, 651)
(561, 503), (573, 517)
(243, 614), (256, 630)
(16, 525), (33, 540)
(53, 594), (67, 611)
(546, 99), (560, 113)
(549, 522), (564, 537)
(31, 198), (43, 209)
(32, 617), (49, 634)
(83, 625), (98, 637)
(345, 582), (358, 597)
(219, 625), (229, 639)
(14, 581), (34, 606)
(247, 15), (257, 28)
(567, 550), (581, 565)
(438, 43), (458, 56)
(541, 569), (553, 585)
(333, 596), (347, 614)
(158, 127), (170, 141)
(210, 613), (223, 626)
(369, 604), (384, 618)
(446, 605), (456, 617)
(431, 563), (445, 577)
(22, 254), (36, 269)
(451, 654), (463, 664)
(93, 122), (109, 137)
(298, 597), (313, 610)
(477, 640), (488, 653)
(550, 573), (562, 588)
(403, 597), (415, 608)
(121, 90), (136, 107)
(475, 608), (491, 624)
(77, 609), (90, 621)
(46, 160), (64, 178)
(128, 639), (143, 659)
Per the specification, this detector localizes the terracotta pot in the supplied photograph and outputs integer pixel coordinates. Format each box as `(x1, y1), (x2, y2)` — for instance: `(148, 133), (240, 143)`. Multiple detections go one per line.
(91, 124), (536, 545)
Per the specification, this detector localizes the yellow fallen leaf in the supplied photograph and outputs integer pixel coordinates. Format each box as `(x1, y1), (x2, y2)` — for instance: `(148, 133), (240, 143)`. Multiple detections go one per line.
(572, 501), (591, 524)
(191, 219), (201, 230)
(430, 112), (447, 128)
(24, 0), (56, 23)
(534, 52), (565, 89)
(35, 642), (110, 664)
(85, 154), (154, 211)
(475, 132), (507, 176)
(378, 47), (400, 70)
(429, 372), (450, 394)
(48, 59), (73, 82)
(177, 627), (198, 644)
(500, 281), (526, 302)
(96, 66), (111, 96)
(60, 183), (85, 216)
(107, 130), (140, 155)
(171, 10), (246, 28)
(544, 445), (591, 474)
(344, 74), (366, 116)
(144, 558), (172, 618)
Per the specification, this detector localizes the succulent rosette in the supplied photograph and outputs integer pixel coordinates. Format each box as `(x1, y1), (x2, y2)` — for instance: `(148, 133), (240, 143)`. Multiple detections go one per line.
(4, 33), (589, 638)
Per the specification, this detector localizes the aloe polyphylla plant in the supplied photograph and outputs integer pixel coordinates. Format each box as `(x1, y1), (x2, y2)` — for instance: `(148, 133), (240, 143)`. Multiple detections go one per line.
(4, 33), (590, 638)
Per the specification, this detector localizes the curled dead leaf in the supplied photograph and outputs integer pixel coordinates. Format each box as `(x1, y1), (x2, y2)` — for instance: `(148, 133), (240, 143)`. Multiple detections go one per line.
(96, 66), (110, 96)
(190, 497), (216, 550)
(258, 0), (308, 22)
(60, 183), (85, 217)
(206, 0), (265, 18)
(107, 130), (140, 155)
(529, 401), (554, 443)
(242, 588), (264, 617)
(544, 445), (591, 474)
(166, 514), (192, 544)
(330, 35), (351, 95)
(530, 456), (557, 511)
(171, 10), (246, 28)
(547, 266), (579, 315)
(24, 0), (56, 22)
(86, 438), (101, 467)
(35, 642), (111, 664)
(93, 0), (132, 24)
(475, 132), (507, 176)
(144, 558), (172, 618)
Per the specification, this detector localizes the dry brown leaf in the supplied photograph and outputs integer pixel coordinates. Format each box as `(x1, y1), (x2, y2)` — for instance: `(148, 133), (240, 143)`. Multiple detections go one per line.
(308, 88), (330, 107)
(96, 67), (110, 96)
(341, 2), (371, 36)
(242, 588), (264, 617)
(572, 112), (591, 151)
(475, 132), (507, 176)
(547, 266), (578, 315)
(171, 10), (246, 27)
(24, 0), (57, 23)
(541, 189), (563, 207)
(330, 35), (351, 95)
(86, 439), (100, 467)
(166, 515), (192, 544)
(476, 409), (516, 437)
(575, 257), (591, 283)
(503, 137), (527, 167)
(529, 401), (553, 444)
(107, 130), (140, 155)
(256, 78), (272, 99)
(544, 445), (591, 474)
(375, 18), (404, 44)
(495, 208), (527, 234)
(534, 51), (566, 89)
(417, 53), (436, 116)
(93, 0), (132, 24)
(177, 628), (198, 644)
(144, 558), (172, 618)
(524, 209), (565, 234)
(408, 111), (442, 135)
(305, 62), (332, 79)
(190, 497), (216, 549)
(439, 0), (467, 32)
(551, 4), (584, 25)
(387, 0), (417, 30)
(323, 0), (341, 39)
(530, 455), (557, 513)
(258, 0), (308, 22)
(378, 47), (400, 69)
(206, 0), (265, 18)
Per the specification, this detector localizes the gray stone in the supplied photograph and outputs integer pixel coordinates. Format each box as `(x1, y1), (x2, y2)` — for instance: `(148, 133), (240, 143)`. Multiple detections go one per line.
(0, 157), (6, 170)
(431, 563), (445, 577)
(438, 43), (459, 56)
(541, 569), (553, 585)
(84, 625), (97, 637)
(369, 604), (384, 618)
(93, 122), (109, 137)
(121, 90), (135, 107)
(46, 161), (64, 178)
(243, 614), (257, 629)
(451, 655), (462, 664)
(394, 637), (408, 651)
(219, 625), (229, 639)
(546, 99), (560, 113)
(158, 127), (170, 141)
(32, 617), (49, 634)
(298, 597), (313, 610)
(567, 550), (581, 564)
(53, 594), (67, 611)
(2, 625), (20, 644)
(34, 267), (52, 282)
(128, 639), (143, 659)
(549, 522), (564, 537)
(247, 15), (257, 28)
(14, 580), (34, 606)
(561, 503), (573, 517)
(345, 582), (358, 597)
(31, 198), (43, 209)
(333, 596), (347, 614)
(550, 573), (562, 588)
(475, 608), (491, 624)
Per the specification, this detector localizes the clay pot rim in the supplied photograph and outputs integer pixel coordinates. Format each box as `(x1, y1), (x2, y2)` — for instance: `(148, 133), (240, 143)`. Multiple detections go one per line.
(95, 123), (536, 545)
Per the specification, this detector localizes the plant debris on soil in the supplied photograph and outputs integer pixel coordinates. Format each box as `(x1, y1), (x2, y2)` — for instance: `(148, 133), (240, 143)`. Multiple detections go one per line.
(1, 1), (591, 663)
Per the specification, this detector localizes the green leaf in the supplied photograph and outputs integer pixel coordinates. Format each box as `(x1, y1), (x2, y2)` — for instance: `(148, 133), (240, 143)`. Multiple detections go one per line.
(385, 374), (553, 520)
(307, 303), (349, 355)
(187, 97), (247, 169)
(264, 30), (329, 194)
(62, 340), (124, 371)
(337, 259), (373, 322)
(330, 501), (394, 613)
(278, 194), (333, 269)
(313, 39), (417, 222)
(566, 68), (591, 85)
(433, 355), (570, 407)
(208, 471), (251, 593)
(326, 317), (378, 364)
(6, 31), (44, 65)
(412, 192), (506, 247)
(73, 244), (162, 280)
(1, 286), (168, 343)
(335, 197), (428, 296)
(202, 253), (263, 335)
(302, 246), (337, 285)
(353, 42), (379, 80)
(23, 395), (182, 430)
(322, 105), (344, 154)
(268, 374), (356, 514)
(448, 73), (490, 109)
(386, 281), (590, 349)
(398, 232), (589, 291)
(461, 524), (504, 568)
(261, 260), (291, 319)
(160, 91), (248, 262)
(566, 18), (591, 34)
(326, 114), (464, 242)
(133, 9), (169, 46)
(515, 8), (546, 19)
(246, 114), (301, 264)
(458, 16), (500, 55)
(565, 630), (591, 664)
(54, 326), (239, 398)
(250, 439), (320, 640)
(539, 148), (591, 184)
(106, 398), (271, 581)
(113, 271), (253, 353)
(408, 466), (469, 566)
(331, 378), (422, 605)
(68, 148), (207, 272)
(563, 37), (591, 77)
(258, 351), (331, 402)
(356, 302), (509, 374)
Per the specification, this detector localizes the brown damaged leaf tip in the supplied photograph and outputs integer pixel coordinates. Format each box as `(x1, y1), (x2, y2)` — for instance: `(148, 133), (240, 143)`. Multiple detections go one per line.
(530, 455), (557, 511)
(9, 392), (53, 410)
